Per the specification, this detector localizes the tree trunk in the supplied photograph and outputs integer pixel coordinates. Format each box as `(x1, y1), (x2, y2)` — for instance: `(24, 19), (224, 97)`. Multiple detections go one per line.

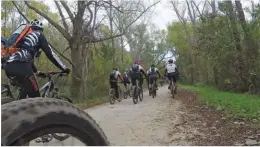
(70, 43), (88, 100)
(226, 1), (247, 92)
(235, 0), (258, 62)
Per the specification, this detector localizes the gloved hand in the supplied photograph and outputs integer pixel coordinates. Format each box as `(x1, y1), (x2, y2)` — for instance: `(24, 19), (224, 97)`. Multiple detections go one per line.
(62, 68), (70, 75)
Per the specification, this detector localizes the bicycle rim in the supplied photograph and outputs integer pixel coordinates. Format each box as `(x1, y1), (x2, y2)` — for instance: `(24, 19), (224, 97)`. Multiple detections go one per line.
(132, 86), (138, 104)
(139, 89), (143, 101)
(109, 89), (115, 104)
(171, 82), (175, 98)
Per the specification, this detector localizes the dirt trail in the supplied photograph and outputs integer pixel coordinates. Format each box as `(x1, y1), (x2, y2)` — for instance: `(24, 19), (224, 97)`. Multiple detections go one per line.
(85, 86), (192, 145)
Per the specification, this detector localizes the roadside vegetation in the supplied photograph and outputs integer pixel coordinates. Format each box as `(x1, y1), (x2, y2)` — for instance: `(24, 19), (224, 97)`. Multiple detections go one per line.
(182, 84), (260, 121)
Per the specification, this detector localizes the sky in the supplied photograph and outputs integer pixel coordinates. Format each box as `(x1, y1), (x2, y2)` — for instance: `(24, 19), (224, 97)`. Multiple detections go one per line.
(43, 0), (260, 60)
(45, 0), (260, 31)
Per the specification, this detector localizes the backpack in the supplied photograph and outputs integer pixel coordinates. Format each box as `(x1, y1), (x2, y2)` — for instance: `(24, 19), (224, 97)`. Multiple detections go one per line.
(132, 64), (139, 73)
(6, 24), (33, 55)
(109, 71), (117, 81)
(151, 67), (155, 73)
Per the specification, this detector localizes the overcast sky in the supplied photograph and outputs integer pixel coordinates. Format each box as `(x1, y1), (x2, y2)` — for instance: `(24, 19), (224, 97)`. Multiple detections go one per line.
(44, 0), (260, 31)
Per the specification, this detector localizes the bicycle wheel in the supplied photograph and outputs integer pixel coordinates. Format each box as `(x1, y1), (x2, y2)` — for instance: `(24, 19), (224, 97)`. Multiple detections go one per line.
(139, 88), (143, 101)
(109, 89), (115, 104)
(51, 95), (72, 141)
(132, 86), (138, 104)
(152, 83), (155, 98)
(1, 98), (110, 146)
(123, 89), (128, 99)
(171, 81), (175, 98)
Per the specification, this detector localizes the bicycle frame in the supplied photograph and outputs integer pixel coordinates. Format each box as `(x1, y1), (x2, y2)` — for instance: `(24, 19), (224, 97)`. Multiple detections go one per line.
(39, 72), (65, 98)
(1, 84), (13, 98)
(1, 72), (65, 100)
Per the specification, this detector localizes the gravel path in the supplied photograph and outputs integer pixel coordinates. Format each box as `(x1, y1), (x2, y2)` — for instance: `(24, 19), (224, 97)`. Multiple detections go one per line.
(85, 85), (190, 145)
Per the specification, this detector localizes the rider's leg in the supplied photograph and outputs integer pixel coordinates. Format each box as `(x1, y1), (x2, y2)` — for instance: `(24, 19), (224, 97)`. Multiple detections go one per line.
(139, 74), (143, 90)
(167, 74), (172, 89)
(148, 75), (153, 89)
(154, 76), (158, 90)
(173, 73), (177, 94)
(5, 62), (40, 98)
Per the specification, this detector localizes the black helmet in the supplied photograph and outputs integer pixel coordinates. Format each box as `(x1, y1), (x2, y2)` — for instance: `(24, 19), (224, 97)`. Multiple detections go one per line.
(113, 68), (119, 71)
(151, 64), (155, 67)
(168, 59), (173, 63)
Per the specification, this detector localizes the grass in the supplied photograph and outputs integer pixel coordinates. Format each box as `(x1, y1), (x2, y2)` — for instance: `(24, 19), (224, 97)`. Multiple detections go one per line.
(181, 84), (260, 120)
(74, 96), (108, 109)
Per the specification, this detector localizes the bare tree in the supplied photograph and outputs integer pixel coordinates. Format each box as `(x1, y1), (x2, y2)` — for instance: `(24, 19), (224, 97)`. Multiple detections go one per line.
(24, 0), (159, 98)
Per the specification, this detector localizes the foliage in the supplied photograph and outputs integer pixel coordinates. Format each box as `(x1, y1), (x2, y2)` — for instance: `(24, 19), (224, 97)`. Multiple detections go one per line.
(182, 84), (260, 120)
(1, 0), (169, 103)
(168, 1), (260, 94)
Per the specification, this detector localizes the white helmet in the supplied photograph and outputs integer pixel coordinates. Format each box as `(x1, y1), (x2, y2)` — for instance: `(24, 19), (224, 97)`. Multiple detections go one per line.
(30, 19), (43, 29)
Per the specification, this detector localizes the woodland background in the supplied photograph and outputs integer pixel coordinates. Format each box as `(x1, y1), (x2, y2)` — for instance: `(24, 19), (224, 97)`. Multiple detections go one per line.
(1, 0), (260, 103)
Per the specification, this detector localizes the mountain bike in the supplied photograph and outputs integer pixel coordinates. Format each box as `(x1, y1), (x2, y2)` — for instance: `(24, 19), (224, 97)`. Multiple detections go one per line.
(1, 71), (73, 142)
(149, 79), (156, 98)
(132, 79), (143, 104)
(1, 98), (110, 146)
(123, 83), (131, 99)
(1, 72), (72, 104)
(109, 81), (123, 104)
(169, 78), (177, 98)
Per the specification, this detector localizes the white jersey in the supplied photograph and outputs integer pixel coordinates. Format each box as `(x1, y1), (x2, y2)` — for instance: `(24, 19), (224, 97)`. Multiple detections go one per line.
(166, 63), (177, 73)
(112, 70), (121, 80)
(138, 65), (144, 71)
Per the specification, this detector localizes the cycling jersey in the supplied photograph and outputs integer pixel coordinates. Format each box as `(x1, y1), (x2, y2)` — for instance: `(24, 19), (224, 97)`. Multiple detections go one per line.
(147, 67), (159, 75)
(6, 30), (66, 70)
(165, 63), (177, 73)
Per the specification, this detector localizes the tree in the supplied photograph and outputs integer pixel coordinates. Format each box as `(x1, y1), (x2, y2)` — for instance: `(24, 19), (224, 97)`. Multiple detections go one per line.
(23, 0), (159, 98)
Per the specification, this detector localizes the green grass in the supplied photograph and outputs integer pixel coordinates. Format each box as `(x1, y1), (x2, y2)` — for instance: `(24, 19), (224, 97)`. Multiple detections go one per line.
(74, 97), (108, 109)
(182, 84), (260, 120)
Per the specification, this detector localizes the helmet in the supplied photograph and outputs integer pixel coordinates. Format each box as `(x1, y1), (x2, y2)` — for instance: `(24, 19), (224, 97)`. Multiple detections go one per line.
(135, 60), (140, 65)
(151, 64), (155, 67)
(1, 37), (7, 45)
(113, 67), (119, 71)
(30, 19), (43, 29)
(168, 59), (173, 64)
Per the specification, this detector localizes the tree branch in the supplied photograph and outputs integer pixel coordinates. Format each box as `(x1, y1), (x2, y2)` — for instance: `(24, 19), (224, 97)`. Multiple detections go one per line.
(86, 0), (160, 43)
(54, 1), (69, 31)
(49, 43), (74, 67)
(24, 1), (71, 41)
(12, 1), (30, 23)
(60, 1), (74, 22)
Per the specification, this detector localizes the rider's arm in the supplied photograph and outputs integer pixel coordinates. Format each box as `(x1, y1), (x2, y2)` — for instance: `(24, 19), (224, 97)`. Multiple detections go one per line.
(156, 69), (161, 77)
(175, 68), (179, 73)
(39, 33), (67, 71)
(117, 71), (124, 81)
(140, 69), (148, 78)
(164, 68), (167, 76)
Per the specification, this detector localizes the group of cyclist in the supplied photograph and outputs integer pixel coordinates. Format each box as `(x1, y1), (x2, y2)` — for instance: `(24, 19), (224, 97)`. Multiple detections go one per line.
(109, 59), (179, 100)
(1, 18), (179, 101)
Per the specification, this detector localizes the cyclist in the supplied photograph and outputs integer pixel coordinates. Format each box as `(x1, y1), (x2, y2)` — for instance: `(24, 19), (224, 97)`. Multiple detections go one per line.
(4, 19), (70, 99)
(109, 67), (125, 101)
(147, 64), (161, 90)
(130, 60), (147, 90)
(1, 37), (8, 55)
(1, 37), (8, 68)
(164, 59), (179, 92)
